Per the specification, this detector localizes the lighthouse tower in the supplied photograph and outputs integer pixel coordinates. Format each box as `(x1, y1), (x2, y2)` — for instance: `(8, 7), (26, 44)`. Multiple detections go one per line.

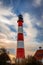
(16, 15), (25, 64)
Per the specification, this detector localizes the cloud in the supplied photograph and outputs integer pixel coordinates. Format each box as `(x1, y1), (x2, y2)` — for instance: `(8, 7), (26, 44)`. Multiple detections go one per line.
(0, 0), (11, 7)
(0, 22), (11, 39)
(0, 11), (43, 56)
(23, 13), (38, 39)
(24, 37), (42, 56)
(41, 14), (43, 20)
(33, 20), (43, 42)
(23, 13), (43, 56)
(0, 0), (43, 56)
(0, 8), (11, 24)
(33, 0), (42, 7)
(0, 22), (17, 41)
(0, 39), (17, 55)
(0, 33), (7, 39)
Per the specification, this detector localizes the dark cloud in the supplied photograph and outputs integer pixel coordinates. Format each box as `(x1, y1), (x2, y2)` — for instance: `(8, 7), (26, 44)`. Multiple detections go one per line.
(0, 0), (11, 7)
(33, 22), (43, 42)
(6, 24), (17, 32)
(0, 0), (43, 18)
(36, 34), (43, 43)
(0, 23), (17, 41)
(2, 15), (14, 20)
(0, 0), (43, 42)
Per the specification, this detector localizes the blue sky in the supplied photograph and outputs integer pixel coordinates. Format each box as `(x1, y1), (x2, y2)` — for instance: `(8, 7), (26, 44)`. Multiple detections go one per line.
(0, 0), (43, 56)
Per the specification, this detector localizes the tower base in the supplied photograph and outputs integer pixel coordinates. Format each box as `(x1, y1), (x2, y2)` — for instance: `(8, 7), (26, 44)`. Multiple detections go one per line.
(15, 58), (25, 65)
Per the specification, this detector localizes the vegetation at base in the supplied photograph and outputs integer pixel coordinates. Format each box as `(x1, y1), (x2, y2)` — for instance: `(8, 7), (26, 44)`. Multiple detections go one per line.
(15, 56), (42, 65)
(0, 48), (43, 65)
(25, 56), (42, 65)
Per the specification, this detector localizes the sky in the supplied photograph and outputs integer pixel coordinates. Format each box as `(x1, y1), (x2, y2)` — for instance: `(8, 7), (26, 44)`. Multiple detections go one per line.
(0, 0), (43, 57)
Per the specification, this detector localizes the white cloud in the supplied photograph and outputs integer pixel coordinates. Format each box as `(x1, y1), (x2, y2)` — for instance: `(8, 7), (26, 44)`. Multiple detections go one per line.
(23, 13), (37, 39)
(41, 14), (43, 19)
(0, 22), (17, 40)
(0, 7), (12, 24)
(0, 22), (11, 39)
(0, 4), (18, 25)
(33, 0), (42, 7)
(0, 33), (7, 39)
(0, 5), (17, 55)
(24, 37), (43, 56)
(36, 21), (43, 28)
(0, 39), (17, 55)
(23, 13), (43, 56)
(0, 4), (43, 56)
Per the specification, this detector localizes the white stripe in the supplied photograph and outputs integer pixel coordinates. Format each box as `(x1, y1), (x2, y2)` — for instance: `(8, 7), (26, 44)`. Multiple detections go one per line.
(17, 41), (24, 48)
(18, 26), (23, 33)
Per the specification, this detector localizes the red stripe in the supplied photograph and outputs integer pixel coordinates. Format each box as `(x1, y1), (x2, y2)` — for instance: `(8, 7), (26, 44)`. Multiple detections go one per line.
(17, 33), (24, 41)
(16, 48), (25, 58)
(17, 20), (23, 26)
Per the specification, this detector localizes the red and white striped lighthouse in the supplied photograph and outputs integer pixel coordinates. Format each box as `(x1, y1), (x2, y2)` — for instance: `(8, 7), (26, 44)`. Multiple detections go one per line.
(16, 15), (25, 63)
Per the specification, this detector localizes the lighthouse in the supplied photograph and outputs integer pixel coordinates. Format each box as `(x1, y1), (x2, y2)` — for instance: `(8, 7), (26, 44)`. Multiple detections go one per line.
(16, 15), (25, 64)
